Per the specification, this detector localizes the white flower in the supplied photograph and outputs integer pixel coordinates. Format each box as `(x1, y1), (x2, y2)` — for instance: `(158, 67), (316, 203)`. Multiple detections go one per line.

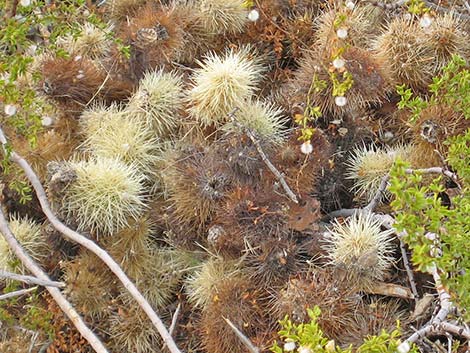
(4, 104), (17, 116)
(248, 9), (259, 22)
(20, 0), (31, 6)
(74, 55), (82, 62)
(345, 1), (355, 10)
(419, 14), (433, 28)
(300, 141), (313, 154)
(336, 28), (348, 39)
(298, 346), (312, 353)
(332, 58), (345, 69)
(334, 96), (347, 107)
(41, 116), (54, 126)
(283, 341), (296, 352)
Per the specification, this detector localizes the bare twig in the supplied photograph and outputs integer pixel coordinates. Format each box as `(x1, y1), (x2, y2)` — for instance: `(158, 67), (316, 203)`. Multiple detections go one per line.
(364, 174), (390, 212)
(0, 126), (183, 353)
(227, 109), (299, 204)
(361, 0), (407, 10)
(0, 286), (38, 301)
(224, 317), (260, 353)
(0, 270), (65, 288)
(0, 208), (109, 353)
(422, 0), (470, 20)
(169, 303), (181, 337)
(399, 239), (419, 302)
(38, 340), (52, 353)
(367, 281), (414, 299)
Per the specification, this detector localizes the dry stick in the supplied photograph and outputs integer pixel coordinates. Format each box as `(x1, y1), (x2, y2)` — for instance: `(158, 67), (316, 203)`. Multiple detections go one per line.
(361, 0), (407, 10)
(399, 238), (420, 301)
(0, 270), (65, 288)
(364, 174), (390, 213)
(227, 109), (299, 204)
(224, 317), (260, 353)
(0, 208), (109, 353)
(0, 286), (38, 301)
(0, 127), (183, 353)
(422, 0), (470, 20)
(169, 303), (181, 337)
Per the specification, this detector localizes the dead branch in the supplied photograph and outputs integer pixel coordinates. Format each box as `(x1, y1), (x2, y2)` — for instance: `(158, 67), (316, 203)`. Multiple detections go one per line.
(0, 286), (38, 301)
(0, 126), (183, 353)
(360, 0), (407, 10)
(169, 303), (181, 337)
(422, 0), (470, 20)
(227, 109), (299, 204)
(0, 208), (109, 353)
(366, 281), (414, 299)
(364, 174), (390, 212)
(0, 270), (65, 288)
(224, 317), (260, 353)
(399, 239), (419, 301)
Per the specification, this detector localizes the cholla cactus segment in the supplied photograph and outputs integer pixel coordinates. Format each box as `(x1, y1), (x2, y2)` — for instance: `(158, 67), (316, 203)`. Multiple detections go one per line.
(223, 100), (288, 144)
(425, 13), (470, 73)
(197, 0), (248, 35)
(314, 5), (381, 50)
(185, 257), (239, 309)
(323, 212), (395, 286)
(63, 157), (147, 236)
(126, 69), (184, 138)
(62, 251), (115, 319)
(58, 22), (114, 61)
(374, 16), (434, 90)
(0, 216), (49, 274)
(108, 299), (161, 353)
(80, 104), (160, 177)
(346, 144), (413, 202)
(107, 0), (146, 19)
(188, 49), (263, 127)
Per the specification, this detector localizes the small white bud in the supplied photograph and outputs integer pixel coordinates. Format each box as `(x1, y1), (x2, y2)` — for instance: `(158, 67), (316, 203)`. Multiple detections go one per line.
(0, 72), (11, 82)
(425, 233), (437, 241)
(74, 55), (82, 62)
(298, 346), (312, 353)
(20, 0), (31, 6)
(300, 141), (313, 155)
(332, 58), (345, 69)
(325, 340), (336, 352)
(404, 13), (412, 21)
(283, 342), (296, 352)
(4, 104), (17, 116)
(76, 74), (85, 79)
(419, 14), (433, 28)
(382, 131), (394, 141)
(41, 116), (54, 126)
(335, 96), (347, 107)
(345, 1), (355, 10)
(336, 28), (348, 39)
(248, 9), (260, 22)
